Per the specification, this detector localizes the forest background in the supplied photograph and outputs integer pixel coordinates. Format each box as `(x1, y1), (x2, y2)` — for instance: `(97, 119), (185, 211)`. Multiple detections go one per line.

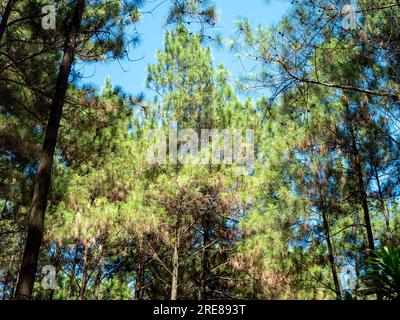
(1, 0), (400, 300)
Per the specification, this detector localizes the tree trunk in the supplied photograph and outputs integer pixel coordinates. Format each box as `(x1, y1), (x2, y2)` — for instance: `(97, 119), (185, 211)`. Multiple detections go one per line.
(9, 252), (20, 300)
(94, 269), (101, 300)
(351, 131), (375, 250)
(134, 262), (143, 300)
(78, 242), (89, 300)
(198, 210), (210, 300)
(346, 106), (375, 251)
(170, 211), (181, 301)
(67, 241), (79, 300)
(373, 164), (391, 239)
(321, 202), (341, 299)
(0, 0), (14, 43)
(170, 243), (179, 300)
(94, 243), (104, 300)
(14, 0), (85, 300)
(315, 155), (341, 299)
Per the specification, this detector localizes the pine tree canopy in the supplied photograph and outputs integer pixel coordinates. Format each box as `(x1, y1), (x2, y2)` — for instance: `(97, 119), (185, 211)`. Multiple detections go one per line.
(0, 0), (399, 301)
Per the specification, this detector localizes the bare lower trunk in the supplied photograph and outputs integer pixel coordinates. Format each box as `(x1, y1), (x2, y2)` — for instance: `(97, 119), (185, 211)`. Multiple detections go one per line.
(198, 211), (210, 300)
(94, 270), (101, 299)
(373, 164), (391, 239)
(14, 0), (85, 300)
(67, 242), (79, 300)
(315, 155), (341, 299)
(134, 263), (143, 300)
(170, 244), (179, 300)
(354, 157), (375, 250)
(322, 203), (341, 299)
(94, 244), (104, 300)
(347, 107), (375, 251)
(78, 243), (89, 300)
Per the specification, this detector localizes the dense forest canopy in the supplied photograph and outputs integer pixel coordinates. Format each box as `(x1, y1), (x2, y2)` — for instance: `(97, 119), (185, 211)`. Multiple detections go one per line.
(0, 0), (399, 300)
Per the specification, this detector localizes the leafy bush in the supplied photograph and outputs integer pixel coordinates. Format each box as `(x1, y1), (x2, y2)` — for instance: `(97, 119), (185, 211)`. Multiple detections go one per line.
(361, 245), (400, 300)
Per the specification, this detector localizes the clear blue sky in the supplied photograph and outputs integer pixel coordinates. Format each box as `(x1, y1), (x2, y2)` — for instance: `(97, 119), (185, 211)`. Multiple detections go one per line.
(78, 0), (290, 97)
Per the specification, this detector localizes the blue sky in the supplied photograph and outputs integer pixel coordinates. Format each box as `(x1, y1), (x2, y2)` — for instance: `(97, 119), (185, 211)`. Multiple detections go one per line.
(78, 0), (290, 97)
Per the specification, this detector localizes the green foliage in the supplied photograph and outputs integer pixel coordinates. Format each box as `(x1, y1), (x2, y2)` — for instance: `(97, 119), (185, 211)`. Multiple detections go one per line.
(361, 245), (400, 300)
(1, 0), (399, 300)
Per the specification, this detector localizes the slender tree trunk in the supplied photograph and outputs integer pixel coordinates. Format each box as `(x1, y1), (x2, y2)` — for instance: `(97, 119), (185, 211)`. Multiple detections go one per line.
(78, 242), (89, 300)
(0, 0), (14, 43)
(170, 212), (181, 301)
(347, 108), (381, 299)
(314, 155), (341, 299)
(170, 243), (179, 300)
(94, 269), (101, 300)
(171, 237), (179, 301)
(373, 164), (391, 239)
(198, 210), (210, 300)
(351, 132), (375, 250)
(351, 218), (362, 290)
(9, 252), (20, 300)
(134, 262), (143, 300)
(9, 277), (16, 299)
(14, 0), (85, 300)
(67, 241), (79, 300)
(321, 202), (341, 299)
(346, 106), (375, 251)
(94, 244), (104, 300)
